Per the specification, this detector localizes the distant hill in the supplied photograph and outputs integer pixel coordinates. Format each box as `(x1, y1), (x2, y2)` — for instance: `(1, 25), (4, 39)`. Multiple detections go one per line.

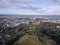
(0, 15), (60, 19)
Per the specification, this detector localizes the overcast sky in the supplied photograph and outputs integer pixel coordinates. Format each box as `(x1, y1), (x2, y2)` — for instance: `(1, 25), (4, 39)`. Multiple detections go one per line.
(0, 0), (60, 15)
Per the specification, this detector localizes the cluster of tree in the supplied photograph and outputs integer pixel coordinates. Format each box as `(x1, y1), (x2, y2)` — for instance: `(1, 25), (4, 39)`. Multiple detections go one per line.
(0, 22), (60, 45)
(36, 22), (60, 45)
(0, 23), (37, 45)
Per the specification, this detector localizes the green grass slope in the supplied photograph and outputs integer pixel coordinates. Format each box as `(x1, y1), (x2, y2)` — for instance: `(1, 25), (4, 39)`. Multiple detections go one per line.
(16, 35), (42, 45)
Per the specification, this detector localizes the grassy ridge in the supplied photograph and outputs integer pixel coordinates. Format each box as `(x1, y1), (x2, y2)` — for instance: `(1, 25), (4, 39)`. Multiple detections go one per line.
(14, 35), (42, 45)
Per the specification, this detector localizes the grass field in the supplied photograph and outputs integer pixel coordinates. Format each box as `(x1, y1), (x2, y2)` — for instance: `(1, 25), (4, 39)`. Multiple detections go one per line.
(16, 35), (42, 45)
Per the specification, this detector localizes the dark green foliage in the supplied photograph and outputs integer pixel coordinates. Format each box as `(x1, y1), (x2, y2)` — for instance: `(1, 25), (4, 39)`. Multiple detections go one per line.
(0, 22), (60, 45)
(37, 22), (60, 45)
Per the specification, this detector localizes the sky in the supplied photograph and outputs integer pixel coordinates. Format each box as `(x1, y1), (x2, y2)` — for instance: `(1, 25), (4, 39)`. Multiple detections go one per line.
(0, 0), (60, 15)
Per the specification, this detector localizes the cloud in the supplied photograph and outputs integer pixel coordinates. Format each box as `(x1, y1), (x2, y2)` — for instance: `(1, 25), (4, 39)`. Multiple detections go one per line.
(0, 0), (60, 15)
(36, 5), (60, 15)
(0, 5), (60, 15)
(4, 0), (37, 3)
(0, 0), (38, 10)
(0, 3), (60, 15)
(0, 8), (38, 15)
(2, 0), (37, 7)
(51, 0), (60, 4)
